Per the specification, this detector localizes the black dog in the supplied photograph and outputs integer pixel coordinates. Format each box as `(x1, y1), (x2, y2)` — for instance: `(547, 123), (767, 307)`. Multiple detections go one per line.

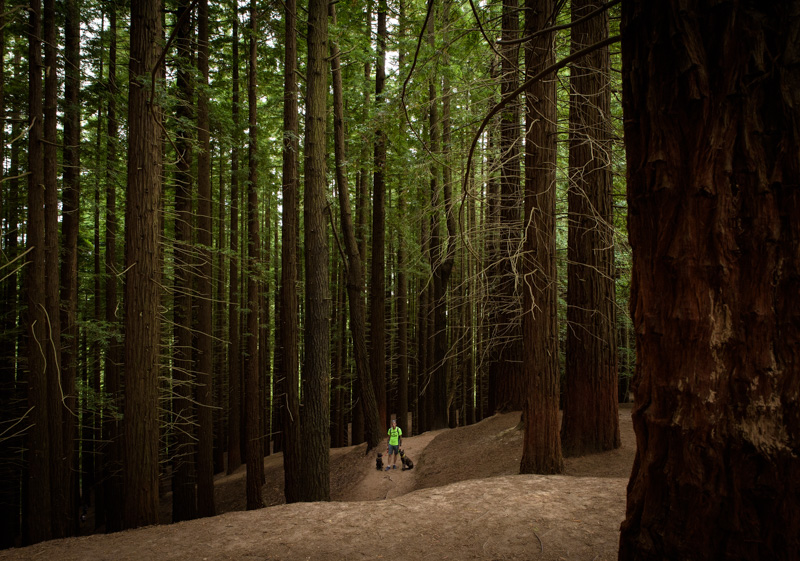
(376, 452), (384, 471)
(400, 449), (414, 471)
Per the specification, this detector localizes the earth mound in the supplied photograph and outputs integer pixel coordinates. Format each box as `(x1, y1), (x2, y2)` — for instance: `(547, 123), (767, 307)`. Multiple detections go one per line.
(0, 407), (635, 561)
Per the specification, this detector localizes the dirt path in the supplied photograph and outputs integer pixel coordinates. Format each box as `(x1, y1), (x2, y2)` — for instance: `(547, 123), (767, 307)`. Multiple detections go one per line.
(344, 430), (445, 501)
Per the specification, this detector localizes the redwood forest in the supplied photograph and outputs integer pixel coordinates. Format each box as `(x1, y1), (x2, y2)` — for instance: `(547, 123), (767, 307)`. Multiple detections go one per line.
(0, 0), (797, 559)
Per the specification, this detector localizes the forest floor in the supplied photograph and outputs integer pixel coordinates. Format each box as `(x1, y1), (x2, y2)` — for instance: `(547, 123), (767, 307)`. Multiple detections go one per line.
(2, 405), (635, 561)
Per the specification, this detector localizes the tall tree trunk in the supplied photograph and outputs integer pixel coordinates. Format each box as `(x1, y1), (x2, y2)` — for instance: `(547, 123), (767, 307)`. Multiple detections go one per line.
(395, 0), (409, 436)
(124, 0), (163, 529)
(619, 2), (800, 559)
(435, 0), (457, 430)
(172, 0), (197, 522)
(0, 8), (21, 550)
(244, 0), (263, 510)
(25, 0), (52, 543)
(103, 3), (124, 532)
(369, 0), (388, 429)
(519, 0), (563, 475)
(279, 0), (302, 503)
(416, 218), (430, 433)
(488, 0), (525, 414)
(196, 0), (215, 518)
(480, 57), (500, 423)
(227, 0), (243, 475)
(560, 0), (620, 457)
(60, 0), (81, 535)
(330, 262), (346, 448)
(90, 89), (103, 528)
(0, 51), (25, 549)
(213, 147), (227, 474)
(466, 126), (477, 426)
(301, 0), (330, 501)
(330, 3), (383, 451)
(43, 0), (67, 537)
(426, 5), (455, 431)
(350, 3), (372, 446)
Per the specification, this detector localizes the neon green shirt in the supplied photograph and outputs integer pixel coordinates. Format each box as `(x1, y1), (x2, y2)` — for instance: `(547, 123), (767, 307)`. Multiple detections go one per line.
(388, 426), (402, 446)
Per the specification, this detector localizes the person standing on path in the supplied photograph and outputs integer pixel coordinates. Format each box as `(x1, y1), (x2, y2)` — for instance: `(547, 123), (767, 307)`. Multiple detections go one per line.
(386, 418), (402, 470)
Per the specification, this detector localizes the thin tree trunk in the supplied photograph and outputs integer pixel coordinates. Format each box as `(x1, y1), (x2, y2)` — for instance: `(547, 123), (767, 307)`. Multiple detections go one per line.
(90, 93), (103, 527)
(300, 0), (331, 501)
(227, 0), (242, 475)
(330, 3), (383, 451)
(124, 0), (163, 529)
(172, 0), (197, 522)
(0, 56), (23, 545)
(560, 0), (619, 457)
(213, 147), (227, 474)
(60, 0), (81, 535)
(279, 0), (302, 503)
(103, 3), (124, 532)
(488, 0), (525, 414)
(519, 0), (563, 475)
(25, 0), (52, 543)
(43, 0), (67, 537)
(196, 0), (215, 517)
(619, 3), (800, 558)
(244, 0), (263, 510)
(395, 0), (409, 436)
(0, 16), (20, 541)
(369, 0), (388, 429)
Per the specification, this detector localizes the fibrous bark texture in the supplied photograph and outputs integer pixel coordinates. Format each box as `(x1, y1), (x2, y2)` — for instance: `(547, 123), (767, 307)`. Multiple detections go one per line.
(124, 0), (163, 530)
(301, 0), (331, 501)
(519, 0), (564, 475)
(619, 2), (800, 559)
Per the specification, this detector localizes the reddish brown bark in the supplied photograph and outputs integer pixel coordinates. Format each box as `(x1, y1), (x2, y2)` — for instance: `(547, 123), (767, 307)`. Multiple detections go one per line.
(43, 0), (67, 536)
(244, 0), (263, 510)
(519, 0), (564, 475)
(330, 3), (383, 451)
(560, 0), (620, 457)
(488, 0), (525, 416)
(171, 0), (197, 523)
(103, 4), (124, 531)
(196, 0), (215, 518)
(124, 0), (163, 529)
(226, 1), (243, 475)
(279, 0), (302, 503)
(59, 0), (80, 534)
(25, 0), (52, 544)
(301, 0), (331, 501)
(370, 0), (388, 429)
(619, 2), (800, 559)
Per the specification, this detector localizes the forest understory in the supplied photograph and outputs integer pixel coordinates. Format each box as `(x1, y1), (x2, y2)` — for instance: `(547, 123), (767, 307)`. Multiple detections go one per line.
(0, 406), (635, 561)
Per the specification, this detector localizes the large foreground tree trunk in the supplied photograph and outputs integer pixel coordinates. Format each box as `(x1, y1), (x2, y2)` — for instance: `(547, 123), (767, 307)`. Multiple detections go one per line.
(619, 2), (800, 559)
